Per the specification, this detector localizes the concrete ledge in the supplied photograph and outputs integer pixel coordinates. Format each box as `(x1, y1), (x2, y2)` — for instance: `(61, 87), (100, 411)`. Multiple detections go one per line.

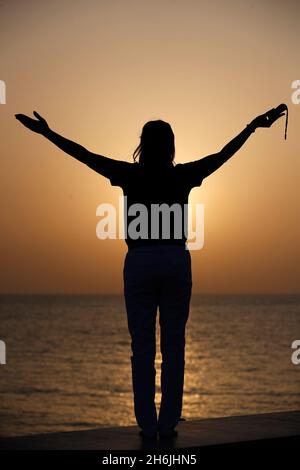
(0, 410), (300, 450)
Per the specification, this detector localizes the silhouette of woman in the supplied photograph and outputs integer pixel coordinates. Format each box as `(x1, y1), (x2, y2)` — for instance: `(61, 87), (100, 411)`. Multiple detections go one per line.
(15, 106), (285, 439)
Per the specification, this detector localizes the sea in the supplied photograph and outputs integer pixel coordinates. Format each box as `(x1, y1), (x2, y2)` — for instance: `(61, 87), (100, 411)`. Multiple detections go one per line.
(0, 294), (299, 437)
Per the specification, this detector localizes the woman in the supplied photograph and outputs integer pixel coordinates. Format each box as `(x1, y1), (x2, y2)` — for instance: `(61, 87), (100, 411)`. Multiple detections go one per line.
(15, 106), (285, 439)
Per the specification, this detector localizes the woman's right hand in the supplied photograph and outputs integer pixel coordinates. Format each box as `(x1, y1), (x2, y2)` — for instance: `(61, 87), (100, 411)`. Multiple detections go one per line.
(250, 107), (286, 130)
(15, 111), (49, 134)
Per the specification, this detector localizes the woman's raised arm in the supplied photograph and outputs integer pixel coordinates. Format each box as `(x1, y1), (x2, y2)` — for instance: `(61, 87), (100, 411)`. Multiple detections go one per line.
(187, 106), (286, 179)
(15, 111), (127, 178)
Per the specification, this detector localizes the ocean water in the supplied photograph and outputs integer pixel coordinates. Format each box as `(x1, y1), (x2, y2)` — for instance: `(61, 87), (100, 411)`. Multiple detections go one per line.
(0, 294), (299, 438)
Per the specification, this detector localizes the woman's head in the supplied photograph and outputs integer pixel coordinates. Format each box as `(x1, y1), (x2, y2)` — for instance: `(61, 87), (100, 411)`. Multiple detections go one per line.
(133, 120), (175, 167)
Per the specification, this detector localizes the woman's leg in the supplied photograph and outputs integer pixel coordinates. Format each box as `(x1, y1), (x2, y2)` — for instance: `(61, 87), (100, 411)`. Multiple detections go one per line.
(157, 247), (192, 433)
(123, 248), (159, 434)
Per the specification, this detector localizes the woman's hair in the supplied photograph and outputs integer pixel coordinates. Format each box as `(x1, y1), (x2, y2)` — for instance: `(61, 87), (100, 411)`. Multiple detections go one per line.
(133, 120), (175, 167)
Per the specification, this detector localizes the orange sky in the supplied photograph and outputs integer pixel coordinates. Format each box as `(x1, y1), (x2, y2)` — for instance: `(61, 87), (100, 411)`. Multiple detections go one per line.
(0, 0), (299, 294)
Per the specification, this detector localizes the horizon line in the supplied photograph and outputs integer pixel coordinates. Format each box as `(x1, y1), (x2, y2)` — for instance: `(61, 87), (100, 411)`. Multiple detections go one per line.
(0, 292), (299, 297)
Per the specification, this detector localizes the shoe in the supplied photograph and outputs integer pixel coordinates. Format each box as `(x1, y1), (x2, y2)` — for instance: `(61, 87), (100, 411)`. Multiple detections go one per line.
(139, 430), (157, 440)
(159, 429), (178, 439)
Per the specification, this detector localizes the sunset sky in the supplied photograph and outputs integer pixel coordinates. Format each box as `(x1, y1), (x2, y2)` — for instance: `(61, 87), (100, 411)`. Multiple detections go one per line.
(0, 0), (299, 294)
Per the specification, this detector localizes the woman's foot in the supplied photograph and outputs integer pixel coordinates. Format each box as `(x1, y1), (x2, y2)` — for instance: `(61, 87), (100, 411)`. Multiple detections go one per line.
(139, 430), (157, 440)
(158, 429), (178, 439)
